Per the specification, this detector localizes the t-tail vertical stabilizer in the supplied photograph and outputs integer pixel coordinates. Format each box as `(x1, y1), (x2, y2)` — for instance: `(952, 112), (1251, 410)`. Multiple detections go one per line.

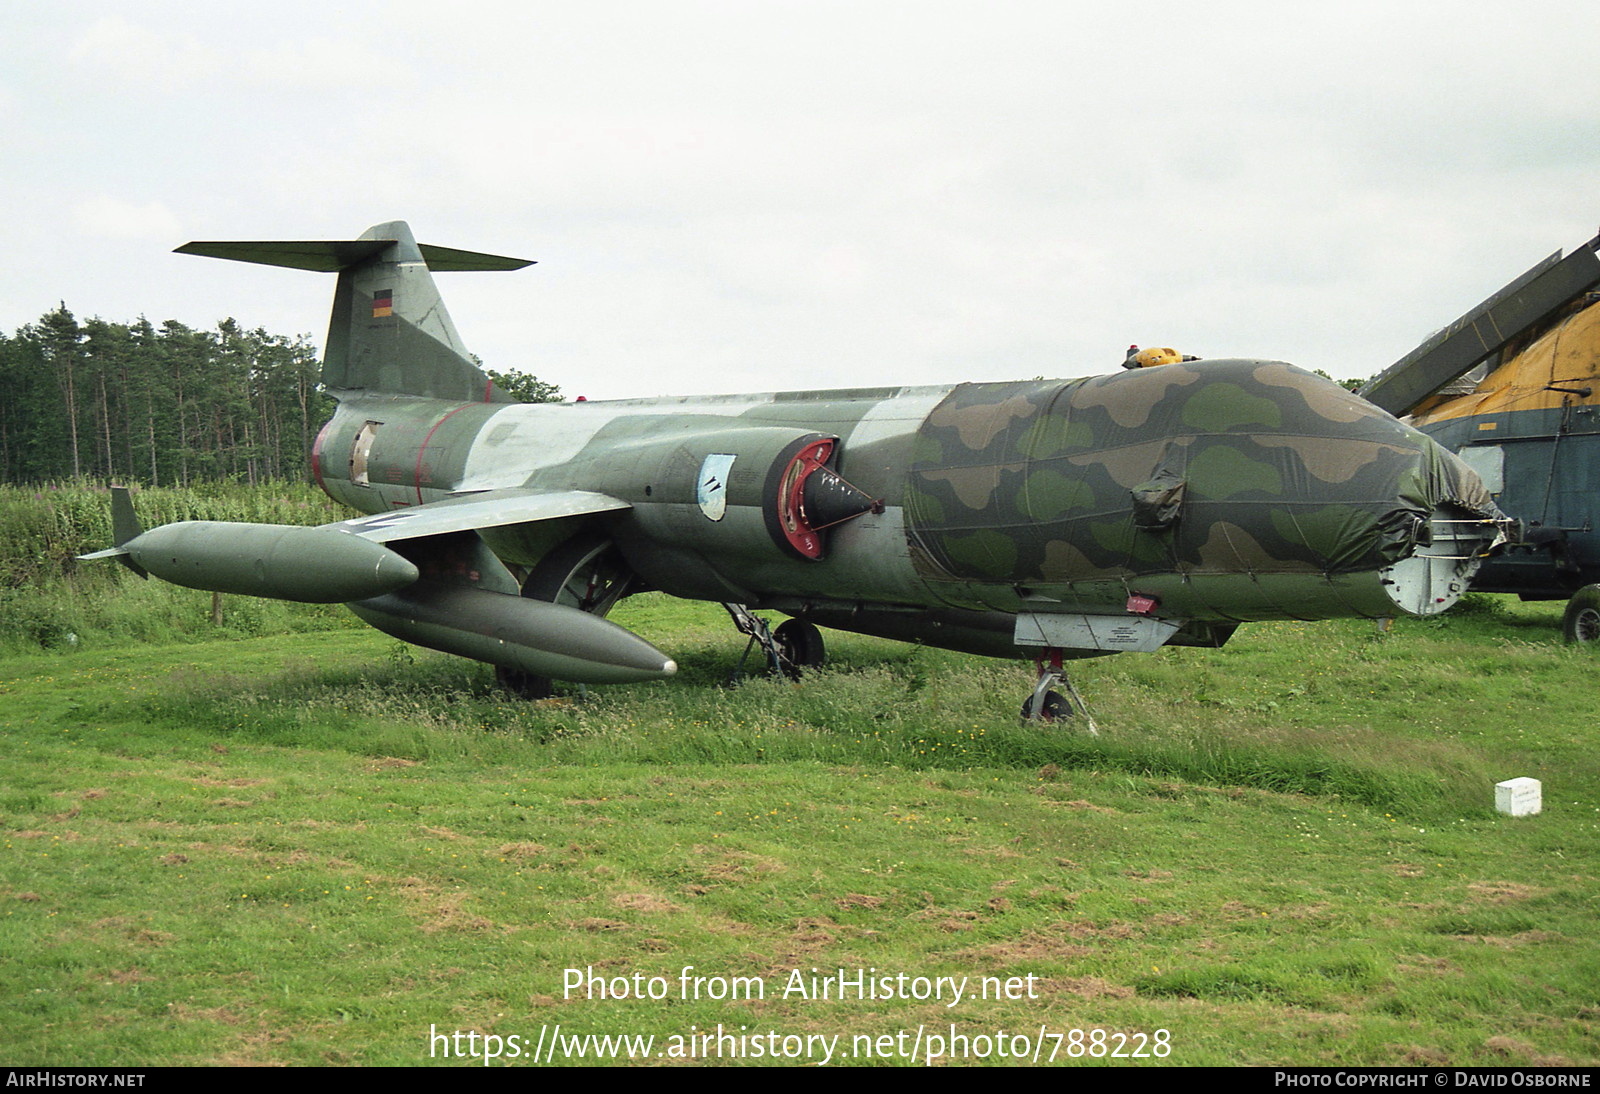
(175, 221), (534, 403)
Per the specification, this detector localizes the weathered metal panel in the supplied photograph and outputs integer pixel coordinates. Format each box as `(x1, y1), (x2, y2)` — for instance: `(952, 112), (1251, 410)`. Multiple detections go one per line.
(1362, 239), (1600, 415)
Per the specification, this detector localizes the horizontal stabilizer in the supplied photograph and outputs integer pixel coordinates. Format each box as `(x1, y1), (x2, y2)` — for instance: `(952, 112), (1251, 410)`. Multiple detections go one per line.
(326, 488), (631, 543)
(180, 221), (534, 402)
(175, 240), (533, 273)
(415, 244), (535, 272)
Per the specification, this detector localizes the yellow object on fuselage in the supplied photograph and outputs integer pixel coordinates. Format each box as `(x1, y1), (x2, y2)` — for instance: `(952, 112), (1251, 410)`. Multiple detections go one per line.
(1130, 347), (1185, 368)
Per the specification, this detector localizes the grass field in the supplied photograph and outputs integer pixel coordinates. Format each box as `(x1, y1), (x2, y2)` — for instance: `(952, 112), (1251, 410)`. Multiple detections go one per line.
(2, 581), (1596, 1067)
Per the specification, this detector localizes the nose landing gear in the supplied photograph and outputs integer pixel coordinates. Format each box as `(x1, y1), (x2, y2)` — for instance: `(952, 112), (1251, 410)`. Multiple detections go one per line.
(1023, 648), (1099, 733)
(723, 606), (827, 682)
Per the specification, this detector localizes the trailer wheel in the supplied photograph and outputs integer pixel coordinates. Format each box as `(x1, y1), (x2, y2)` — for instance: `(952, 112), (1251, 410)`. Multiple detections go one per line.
(1561, 585), (1600, 644)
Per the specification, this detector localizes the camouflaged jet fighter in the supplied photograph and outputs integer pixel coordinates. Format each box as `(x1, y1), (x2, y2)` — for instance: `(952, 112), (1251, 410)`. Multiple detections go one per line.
(85, 221), (1509, 721)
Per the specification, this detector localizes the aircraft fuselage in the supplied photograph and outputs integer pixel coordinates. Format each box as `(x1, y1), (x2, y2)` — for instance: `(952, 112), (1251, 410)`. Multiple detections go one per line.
(312, 357), (1501, 658)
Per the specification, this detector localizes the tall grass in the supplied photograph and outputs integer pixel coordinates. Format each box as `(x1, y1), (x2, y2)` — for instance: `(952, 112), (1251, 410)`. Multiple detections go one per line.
(0, 479), (347, 585)
(0, 479), (353, 653)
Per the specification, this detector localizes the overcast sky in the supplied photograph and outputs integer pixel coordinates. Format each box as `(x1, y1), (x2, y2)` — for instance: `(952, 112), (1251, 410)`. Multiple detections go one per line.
(4, 1), (1598, 400)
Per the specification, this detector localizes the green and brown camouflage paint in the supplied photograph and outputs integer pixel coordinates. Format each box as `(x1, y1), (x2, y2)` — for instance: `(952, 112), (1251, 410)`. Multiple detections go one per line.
(902, 359), (1496, 622)
(154, 222), (1507, 675)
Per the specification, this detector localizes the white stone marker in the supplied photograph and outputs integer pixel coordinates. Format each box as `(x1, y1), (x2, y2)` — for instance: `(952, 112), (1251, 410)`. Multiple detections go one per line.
(1494, 777), (1541, 818)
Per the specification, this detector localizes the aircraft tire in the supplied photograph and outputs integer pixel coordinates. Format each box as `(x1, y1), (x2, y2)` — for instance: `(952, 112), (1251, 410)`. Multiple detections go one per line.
(496, 664), (554, 700)
(1020, 690), (1071, 722)
(773, 619), (825, 678)
(524, 536), (633, 614)
(1561, 585), (1600, 644)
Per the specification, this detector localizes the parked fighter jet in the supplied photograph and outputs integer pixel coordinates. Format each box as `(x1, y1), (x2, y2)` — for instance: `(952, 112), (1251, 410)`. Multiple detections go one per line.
(1361, 231), (1600, 642)
(85, 222), (1507, 720)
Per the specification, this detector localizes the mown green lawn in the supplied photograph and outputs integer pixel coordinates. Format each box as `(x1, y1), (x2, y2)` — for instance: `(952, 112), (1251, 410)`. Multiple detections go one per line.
(2, 594), (1595, 1066)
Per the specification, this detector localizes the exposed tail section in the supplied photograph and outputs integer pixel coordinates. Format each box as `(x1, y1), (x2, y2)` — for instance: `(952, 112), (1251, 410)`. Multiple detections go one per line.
(77, 486), (149, 577)
(176, 221), (534, 403)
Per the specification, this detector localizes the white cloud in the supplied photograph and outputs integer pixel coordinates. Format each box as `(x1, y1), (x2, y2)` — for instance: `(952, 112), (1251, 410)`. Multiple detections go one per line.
(68, 15), (220, 92)
(72, 196), (182, 240)
(241, 36), (409, 91)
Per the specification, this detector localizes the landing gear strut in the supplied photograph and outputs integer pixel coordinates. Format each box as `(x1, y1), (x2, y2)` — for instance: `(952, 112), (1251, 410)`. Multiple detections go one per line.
(723, 605), (826, 682)
(1023, 647), (1099, 733)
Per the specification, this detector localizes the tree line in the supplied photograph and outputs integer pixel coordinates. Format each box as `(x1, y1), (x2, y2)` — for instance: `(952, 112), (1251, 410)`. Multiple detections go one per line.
(0, 306), (328, 486)
(0, 306), (559, 486)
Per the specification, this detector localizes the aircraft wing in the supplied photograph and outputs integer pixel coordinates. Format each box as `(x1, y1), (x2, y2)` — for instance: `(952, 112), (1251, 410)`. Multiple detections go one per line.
(325, 488), (630, 542)
(1361, 234), (1600, 415)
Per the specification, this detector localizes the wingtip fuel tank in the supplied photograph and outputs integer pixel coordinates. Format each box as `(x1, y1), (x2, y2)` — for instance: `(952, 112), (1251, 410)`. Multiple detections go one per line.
(81, 518), (421, 603)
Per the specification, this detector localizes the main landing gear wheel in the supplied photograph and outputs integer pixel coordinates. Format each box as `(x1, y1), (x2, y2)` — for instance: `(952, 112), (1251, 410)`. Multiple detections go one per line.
(496, 537), (636, 700)
(1562, 585), (1600, 644)
(495, 664), (556, 700)
(772, 619), (826, 678)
